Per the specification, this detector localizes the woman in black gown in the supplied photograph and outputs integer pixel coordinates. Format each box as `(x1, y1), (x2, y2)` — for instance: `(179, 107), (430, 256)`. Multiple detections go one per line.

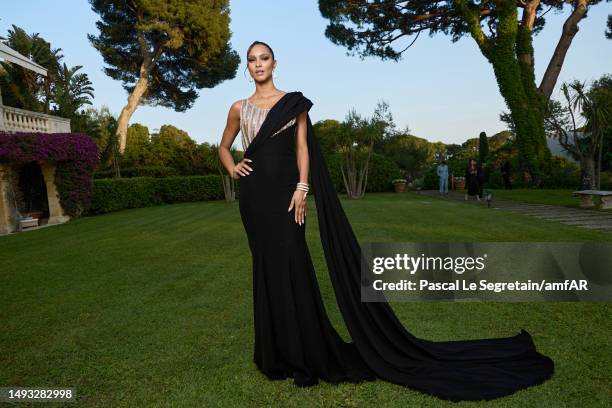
(465, 158), (482, 201)
(218, 41), (554, 402)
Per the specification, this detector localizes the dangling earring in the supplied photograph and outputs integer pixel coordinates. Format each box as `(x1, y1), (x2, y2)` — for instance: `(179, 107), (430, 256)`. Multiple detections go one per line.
(248, 75), (254, 83)
(272, 69), (277, 79)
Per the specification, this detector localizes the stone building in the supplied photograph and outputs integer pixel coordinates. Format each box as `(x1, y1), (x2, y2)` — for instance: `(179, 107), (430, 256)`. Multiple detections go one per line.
(0, 42), (72, 235)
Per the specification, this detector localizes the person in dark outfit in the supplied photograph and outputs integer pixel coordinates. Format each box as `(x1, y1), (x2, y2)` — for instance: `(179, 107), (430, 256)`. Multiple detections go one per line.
(220, 41), (554, 401)
(465, 158), (481, 201)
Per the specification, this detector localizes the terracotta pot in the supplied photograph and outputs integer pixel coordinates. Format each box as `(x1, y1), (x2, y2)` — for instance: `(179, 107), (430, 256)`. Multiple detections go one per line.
(453, 177), (465, 190)
(393, 182), (407, 193)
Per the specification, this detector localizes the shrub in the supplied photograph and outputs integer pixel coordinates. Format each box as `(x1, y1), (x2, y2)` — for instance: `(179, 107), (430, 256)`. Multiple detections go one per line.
(597, 171), (612, 190)
(89, 175), (229, 214)
(93, 165), (179, 179)
(0, 132), (98, 217)
(423, 166), (438, 190)
(540, 156), (580, 189)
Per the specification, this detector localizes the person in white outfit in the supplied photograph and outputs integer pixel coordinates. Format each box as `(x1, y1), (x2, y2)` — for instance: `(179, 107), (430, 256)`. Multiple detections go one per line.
(437, 160), (449, 195)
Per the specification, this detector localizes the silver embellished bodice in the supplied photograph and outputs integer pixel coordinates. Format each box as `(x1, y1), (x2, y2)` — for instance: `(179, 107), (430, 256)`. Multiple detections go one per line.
(240, 98), (296, 151)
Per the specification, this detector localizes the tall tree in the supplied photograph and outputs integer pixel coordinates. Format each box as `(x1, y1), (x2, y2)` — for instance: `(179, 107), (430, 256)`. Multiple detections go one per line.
(313, 119), (345, 161)
(590, 75), (612, 173)
(319, 0), (610, 184)
(87, 0), (241, 160)
(123, 123), (151, 166)
(337, 101), (392, 199)
(478, 131), (489, 164)
(383, 133), (435, 180)
(93, 106), (119, 171)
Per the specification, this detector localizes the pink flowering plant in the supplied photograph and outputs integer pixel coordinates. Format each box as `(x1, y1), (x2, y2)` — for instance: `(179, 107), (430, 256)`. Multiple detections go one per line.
(0, 132), (99, 216)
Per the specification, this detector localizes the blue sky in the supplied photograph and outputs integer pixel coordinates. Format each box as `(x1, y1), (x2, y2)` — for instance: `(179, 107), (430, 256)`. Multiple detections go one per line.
(2, 1), (611, 147)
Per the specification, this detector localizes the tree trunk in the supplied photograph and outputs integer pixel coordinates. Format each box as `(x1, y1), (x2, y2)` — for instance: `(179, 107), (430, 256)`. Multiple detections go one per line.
(581, 156), (596, 189)
(220, 171), (235, 201)
(341, 145), (364, 199)
(487, 47), (550, 185)
(458, 0), (551, 185)
(597, 133), (603, 190)
(539, 0), (589, 99)
(116, 66), (150, 154)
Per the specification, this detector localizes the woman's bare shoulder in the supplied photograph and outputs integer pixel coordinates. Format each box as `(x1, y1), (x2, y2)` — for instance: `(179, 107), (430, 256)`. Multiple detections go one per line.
(226, 99), (245, 120)
(230, 98), (245, 111)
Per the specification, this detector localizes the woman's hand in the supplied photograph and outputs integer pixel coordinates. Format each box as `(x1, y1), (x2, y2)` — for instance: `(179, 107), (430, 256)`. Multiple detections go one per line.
(288, 189), (307, 226)
(232, 158), (253, 179)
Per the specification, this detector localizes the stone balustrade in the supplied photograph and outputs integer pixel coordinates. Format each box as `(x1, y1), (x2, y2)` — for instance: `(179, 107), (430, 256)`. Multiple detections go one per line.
(0, 105), (71, 133)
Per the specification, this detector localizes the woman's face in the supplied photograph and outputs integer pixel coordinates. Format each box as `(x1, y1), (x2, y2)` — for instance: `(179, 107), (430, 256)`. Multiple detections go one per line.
(247, 44), (276, 83)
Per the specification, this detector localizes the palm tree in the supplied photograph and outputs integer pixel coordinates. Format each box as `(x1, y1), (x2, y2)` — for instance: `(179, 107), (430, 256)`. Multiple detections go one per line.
(0, 24), (63, 113)
(51, 63), (94, 118)
(546, 80), (612, 189)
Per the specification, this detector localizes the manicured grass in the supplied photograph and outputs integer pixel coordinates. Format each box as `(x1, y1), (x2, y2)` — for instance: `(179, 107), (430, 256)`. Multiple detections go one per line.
(1, 192), (611, 407)
(491, 188), (612, 211)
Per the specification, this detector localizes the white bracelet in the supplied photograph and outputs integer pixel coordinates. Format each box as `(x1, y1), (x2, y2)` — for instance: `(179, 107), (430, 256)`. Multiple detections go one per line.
(296, 182), (309, 198)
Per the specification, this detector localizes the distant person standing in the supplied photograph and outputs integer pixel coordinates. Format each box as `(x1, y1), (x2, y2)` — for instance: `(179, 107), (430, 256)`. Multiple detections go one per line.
(436, 160), (449, 195)
(465, 158), (481, 201)
(501, 160), (512, 189)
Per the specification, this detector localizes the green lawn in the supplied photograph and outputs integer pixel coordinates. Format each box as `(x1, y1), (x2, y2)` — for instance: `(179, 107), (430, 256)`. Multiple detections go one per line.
(491, 188), (612, 211)
(1, 192), (611, 407)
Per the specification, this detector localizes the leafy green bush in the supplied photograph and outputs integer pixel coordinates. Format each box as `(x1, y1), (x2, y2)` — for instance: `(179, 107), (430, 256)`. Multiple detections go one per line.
(423, 166), (438, 190)
(487, 168), (505, 188)
(93, 165), (179, 179)
(89, 175), (228, 214)
(598, 171), (612, 190)
(540, 156), (580, 189)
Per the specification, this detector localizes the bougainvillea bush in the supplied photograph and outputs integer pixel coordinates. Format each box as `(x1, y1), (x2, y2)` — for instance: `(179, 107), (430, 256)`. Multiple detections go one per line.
(0, 132), (99, 217)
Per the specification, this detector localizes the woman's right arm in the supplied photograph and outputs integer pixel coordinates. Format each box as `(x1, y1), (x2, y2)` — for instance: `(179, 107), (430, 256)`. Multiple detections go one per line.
(219, 100), (253, 179)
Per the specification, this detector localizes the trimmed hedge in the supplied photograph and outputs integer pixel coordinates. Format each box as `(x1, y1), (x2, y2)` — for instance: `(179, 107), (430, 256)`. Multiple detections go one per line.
(88, 152), (402, 215)
(89, 175), (230, 215)
(93, 165), (179, 179)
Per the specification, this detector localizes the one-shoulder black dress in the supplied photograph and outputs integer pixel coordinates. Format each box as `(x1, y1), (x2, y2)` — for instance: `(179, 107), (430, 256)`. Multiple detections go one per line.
(237, 91), (554, 401)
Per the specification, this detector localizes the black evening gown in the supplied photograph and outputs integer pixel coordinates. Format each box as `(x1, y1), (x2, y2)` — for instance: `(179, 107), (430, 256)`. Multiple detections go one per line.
(238, 91), (554, 402)
(465, 167), (480, 196)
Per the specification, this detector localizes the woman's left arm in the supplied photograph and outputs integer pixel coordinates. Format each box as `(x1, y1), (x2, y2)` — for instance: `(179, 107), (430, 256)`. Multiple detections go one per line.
(288, 110), (309, 226)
